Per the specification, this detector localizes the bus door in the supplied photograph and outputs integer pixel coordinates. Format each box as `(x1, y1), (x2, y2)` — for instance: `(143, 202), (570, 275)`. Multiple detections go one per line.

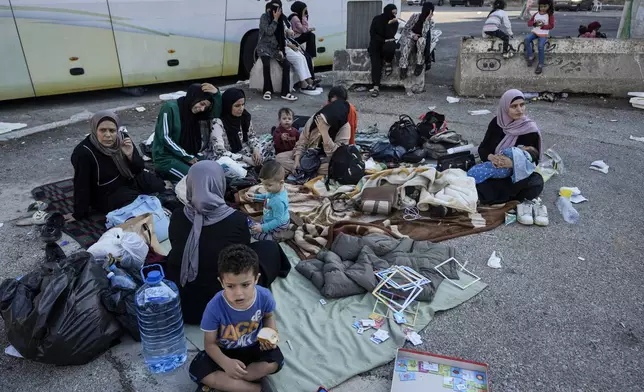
(11, 0), (122, 96)
(0, 0), (34, 100)
(108, 0), (227, 86)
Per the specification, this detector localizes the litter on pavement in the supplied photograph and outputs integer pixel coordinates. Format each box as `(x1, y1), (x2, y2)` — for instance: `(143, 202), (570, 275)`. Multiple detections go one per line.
(487, 251), (502, 269)
(468, 109), (491, 116)
(559, 187), (588, 204)
(446, 96), (460, 103)
(589, 160), (609, 174)
(629, 135), (644, 142)
(0, 122), (28, 135)
(135, 107), (146, 112)
(159, 91), (186, 101)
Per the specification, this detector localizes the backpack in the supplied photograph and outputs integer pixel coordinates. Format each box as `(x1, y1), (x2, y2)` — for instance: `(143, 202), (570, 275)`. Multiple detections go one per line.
(417, 111), (448, 142)
(388, 115), (420, 150)
(327, 145), (365, 187)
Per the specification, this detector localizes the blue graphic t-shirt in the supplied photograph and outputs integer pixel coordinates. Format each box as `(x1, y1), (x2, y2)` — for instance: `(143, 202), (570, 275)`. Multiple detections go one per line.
(200, 286), (276, 350)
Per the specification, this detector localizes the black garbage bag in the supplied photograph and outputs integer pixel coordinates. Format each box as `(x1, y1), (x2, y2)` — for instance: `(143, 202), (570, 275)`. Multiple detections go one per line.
(0, 251), (123, 365)
(101, 287), (140, 342)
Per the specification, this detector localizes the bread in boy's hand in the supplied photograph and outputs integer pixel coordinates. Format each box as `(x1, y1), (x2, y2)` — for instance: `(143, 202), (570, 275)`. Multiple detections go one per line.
(257, 327), (279, 345)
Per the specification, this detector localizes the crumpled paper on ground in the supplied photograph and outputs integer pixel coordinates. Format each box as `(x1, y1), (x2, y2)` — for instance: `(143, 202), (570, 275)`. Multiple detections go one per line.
(487, 251), (502, 269)
(589, 160), (609, 174)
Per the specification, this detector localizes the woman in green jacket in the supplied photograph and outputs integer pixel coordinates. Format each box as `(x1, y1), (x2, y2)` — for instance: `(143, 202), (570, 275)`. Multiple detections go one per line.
(152, 83), (222, 180)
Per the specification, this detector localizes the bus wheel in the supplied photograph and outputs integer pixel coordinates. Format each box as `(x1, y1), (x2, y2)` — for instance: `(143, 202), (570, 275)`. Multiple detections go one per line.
(240, 31), (259, 77)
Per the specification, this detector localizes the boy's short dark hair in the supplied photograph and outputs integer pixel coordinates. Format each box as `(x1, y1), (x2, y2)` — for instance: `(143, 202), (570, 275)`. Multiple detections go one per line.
(259, 159), (285, 182)
(218, 244), (260, 277)
(278, 107), (294, 118)
(328, 85), (348, 102)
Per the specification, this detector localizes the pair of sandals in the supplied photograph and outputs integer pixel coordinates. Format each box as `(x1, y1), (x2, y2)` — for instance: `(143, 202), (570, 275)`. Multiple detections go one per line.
(263, 91), (298, 101)
(371, 64), (394, 97)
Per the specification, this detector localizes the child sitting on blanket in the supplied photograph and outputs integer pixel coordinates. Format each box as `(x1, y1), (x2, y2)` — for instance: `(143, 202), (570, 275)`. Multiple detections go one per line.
(467, 145), (539, 184)
(246, 160), (290, 241)
(273, 108), (300, 155)
(188, 244), (283, 392)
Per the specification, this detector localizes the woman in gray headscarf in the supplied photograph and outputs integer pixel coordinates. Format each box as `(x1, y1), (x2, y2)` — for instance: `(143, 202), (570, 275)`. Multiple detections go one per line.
(70, 110), (165, 221)
(166, 160), (291, 324)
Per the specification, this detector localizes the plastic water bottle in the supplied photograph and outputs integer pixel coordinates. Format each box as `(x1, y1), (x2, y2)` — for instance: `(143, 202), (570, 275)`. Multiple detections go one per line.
(136, 264), (187, 374)
(108, 265), (138, 290)
(556, 190), (580, 224)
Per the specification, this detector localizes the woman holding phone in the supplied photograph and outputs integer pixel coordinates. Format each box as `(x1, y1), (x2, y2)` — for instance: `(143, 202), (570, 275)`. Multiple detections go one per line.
(69, 110), (165, 221)
(256, 1), (298, 101)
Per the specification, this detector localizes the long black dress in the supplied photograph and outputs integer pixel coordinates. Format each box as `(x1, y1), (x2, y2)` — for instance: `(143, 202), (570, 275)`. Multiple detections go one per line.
(368, 12), (398, 87)
(166, 209), (291, 325)
(476, 118), (544, 204)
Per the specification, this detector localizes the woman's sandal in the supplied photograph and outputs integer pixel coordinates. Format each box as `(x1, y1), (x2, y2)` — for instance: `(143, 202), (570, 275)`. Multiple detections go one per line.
(263, 91), (272, 101)
(371, 88), (380, 98)
(281, 93), (298, 101)
(300, 84), (317, 91)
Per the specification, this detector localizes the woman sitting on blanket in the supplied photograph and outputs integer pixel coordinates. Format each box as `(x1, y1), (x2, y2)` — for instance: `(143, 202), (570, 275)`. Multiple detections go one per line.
(152, 83), (222, 181)
(477, 89), (547, 225)
(166, 161), (290, 324)
(203, 88), (264, 167)
(275, 97), (351, 177)
(69, 111), (165, 221)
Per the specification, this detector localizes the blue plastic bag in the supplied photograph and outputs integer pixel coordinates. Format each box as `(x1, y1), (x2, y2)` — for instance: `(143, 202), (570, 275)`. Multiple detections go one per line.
(105, 195), (169, 242)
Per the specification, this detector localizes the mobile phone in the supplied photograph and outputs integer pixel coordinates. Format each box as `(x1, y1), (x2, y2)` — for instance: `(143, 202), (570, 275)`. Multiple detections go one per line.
(119, 127), (130, 139)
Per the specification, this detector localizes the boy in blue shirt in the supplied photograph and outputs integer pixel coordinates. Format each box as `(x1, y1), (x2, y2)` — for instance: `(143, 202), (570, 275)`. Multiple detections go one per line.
(189, 244), (283, 392)
(247, 160), (290, 241)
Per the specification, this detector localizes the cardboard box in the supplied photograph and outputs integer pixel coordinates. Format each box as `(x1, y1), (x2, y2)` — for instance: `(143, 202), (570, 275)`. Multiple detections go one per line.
(390, 348), (490, 392)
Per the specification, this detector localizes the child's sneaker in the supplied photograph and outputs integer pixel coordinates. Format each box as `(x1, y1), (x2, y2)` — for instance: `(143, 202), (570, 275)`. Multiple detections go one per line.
(503, 52), (510, 59)
(533, 198), (549, 226)
(517, 201), (534, 225)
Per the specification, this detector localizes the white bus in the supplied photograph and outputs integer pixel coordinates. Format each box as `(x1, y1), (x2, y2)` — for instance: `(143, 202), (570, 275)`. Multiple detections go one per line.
(0, 0), (400, 101)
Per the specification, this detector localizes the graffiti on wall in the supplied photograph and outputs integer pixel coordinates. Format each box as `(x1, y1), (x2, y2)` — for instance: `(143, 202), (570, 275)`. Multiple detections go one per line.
(486, 39), (557, 55)
(476, 58), (502, 71)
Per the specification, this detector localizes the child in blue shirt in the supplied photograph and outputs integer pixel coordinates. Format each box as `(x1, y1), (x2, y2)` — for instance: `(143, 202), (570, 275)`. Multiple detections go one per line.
(247, 160), (290, 241)
(467, 145), (539, 184)
(189, 244), (283, 392)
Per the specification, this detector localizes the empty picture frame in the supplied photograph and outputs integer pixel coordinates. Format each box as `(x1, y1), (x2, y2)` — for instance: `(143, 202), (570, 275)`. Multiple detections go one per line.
(433, 257), (481, 290)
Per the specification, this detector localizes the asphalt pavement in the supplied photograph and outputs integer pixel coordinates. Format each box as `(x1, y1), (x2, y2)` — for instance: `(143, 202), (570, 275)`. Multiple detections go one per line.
(1, 7), (642, 392)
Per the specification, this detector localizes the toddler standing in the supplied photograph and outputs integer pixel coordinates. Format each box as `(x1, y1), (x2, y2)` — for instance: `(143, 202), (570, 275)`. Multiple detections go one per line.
(273, 108), (300, 155)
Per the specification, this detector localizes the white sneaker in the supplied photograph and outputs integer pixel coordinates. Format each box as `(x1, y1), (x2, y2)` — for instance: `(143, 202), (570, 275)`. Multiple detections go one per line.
(517, 202), (534, 225)
(533, 198), (549, 226)
(15, 211), (50, 226)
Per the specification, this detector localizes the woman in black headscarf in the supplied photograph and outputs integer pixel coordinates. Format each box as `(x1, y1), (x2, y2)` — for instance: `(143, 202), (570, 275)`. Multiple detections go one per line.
(289, 1), (317, 59)
(368, 4), (399, 97)
(399, 2), (435, 79)
(152, 83), (222, 180)
(206, 88), (263, 167)
(276, 99), (351, 176)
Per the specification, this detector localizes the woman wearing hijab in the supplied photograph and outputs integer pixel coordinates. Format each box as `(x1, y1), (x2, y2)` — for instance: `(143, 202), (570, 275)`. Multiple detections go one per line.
(477, 89), (545, 206)
(399, 2), (435, 79)
(166, 161), (291, 324)
(368, 4), (399, 98)
(257, 1), (298, 101)
(152, 83), (222, 181)
(205, 88), (263, 166)
(289, 1), (317, 59)
(276, 98), (351, 176)
(70, 111), (166, 221)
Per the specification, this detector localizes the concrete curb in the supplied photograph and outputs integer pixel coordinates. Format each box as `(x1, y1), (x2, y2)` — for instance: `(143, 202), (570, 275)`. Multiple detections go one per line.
(0, 82), (246, 142)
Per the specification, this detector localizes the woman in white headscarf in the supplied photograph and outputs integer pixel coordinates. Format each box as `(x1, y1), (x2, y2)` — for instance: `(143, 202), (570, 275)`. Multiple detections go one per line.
(166, 161), (291, 324)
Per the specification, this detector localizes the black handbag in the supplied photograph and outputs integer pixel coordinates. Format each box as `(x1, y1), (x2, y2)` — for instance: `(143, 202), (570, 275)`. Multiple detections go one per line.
(436, 151), (476, 172)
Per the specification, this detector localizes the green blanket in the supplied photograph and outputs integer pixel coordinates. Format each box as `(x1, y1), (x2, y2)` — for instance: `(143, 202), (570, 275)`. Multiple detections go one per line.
(186, 244), (486, 391)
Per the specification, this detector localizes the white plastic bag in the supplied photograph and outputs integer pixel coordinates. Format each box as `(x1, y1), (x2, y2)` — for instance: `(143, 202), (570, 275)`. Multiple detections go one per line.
(88, 228), (126, 259)
(217, 156), (247, 178)
(120, 231), (149, 269)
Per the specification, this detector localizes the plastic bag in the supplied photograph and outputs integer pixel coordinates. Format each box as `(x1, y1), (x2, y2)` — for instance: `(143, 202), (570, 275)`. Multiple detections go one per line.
(88, 228), (126, 258)
(88, 228), (149, 270)
(536, 148), (565, 182)
(0, 252), (123, 365)
(217, 156), (248, 178)
(101, 286), (140, 341)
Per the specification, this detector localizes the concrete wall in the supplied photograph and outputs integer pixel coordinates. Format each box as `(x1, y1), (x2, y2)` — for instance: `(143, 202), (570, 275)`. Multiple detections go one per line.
(332, 49), (426, 93)
(454, 37), (644, 97)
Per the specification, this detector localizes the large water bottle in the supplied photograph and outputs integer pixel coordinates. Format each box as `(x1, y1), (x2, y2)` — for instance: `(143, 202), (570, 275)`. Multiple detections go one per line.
(556, 189), (580, 224)
(136, 264), (187, 373)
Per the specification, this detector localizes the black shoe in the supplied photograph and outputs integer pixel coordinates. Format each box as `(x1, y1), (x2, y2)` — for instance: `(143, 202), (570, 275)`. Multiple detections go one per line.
(414, 64), (424, 76)
(45, 243), (66, 264)
(400, 68), (408, 79)
(535, 65), (543, 75)
(40, 212), (64, 243)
